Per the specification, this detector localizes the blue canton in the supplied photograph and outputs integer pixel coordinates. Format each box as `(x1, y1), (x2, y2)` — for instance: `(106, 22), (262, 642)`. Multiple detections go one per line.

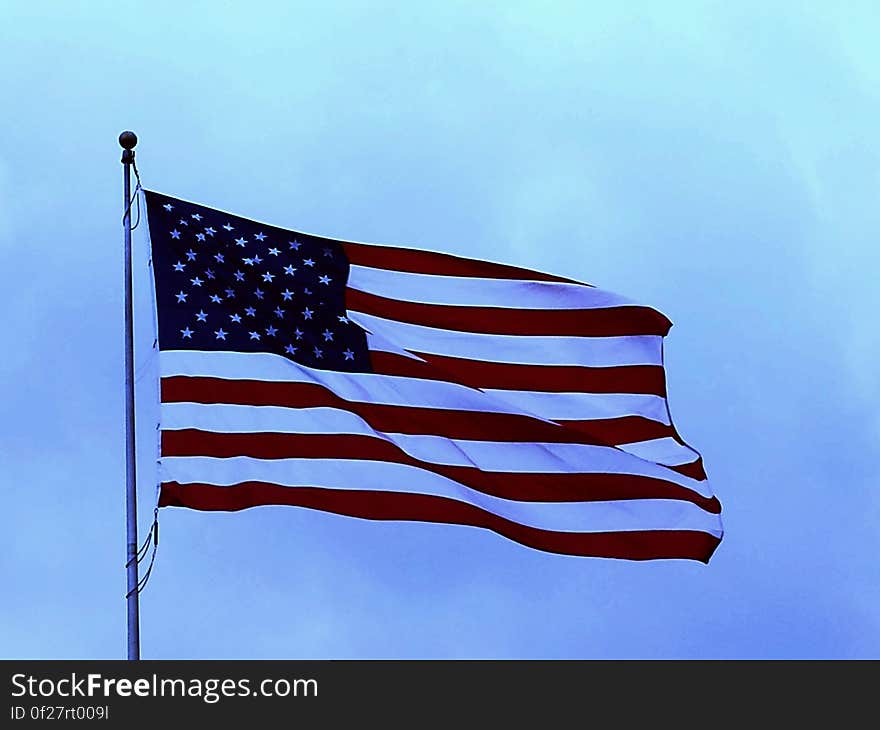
(146, 191), (370, 372)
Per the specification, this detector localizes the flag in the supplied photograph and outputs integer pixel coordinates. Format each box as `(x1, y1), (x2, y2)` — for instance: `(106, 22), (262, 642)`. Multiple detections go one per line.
(143, 190), (723, 562)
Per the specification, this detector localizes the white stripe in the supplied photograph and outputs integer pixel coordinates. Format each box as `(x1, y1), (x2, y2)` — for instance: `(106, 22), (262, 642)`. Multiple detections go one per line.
(160, 456), (722, 536)
(617, 437), (701, 466)
(482, 388), (669, 424)
(350, 311), (663, 367)
(348, 265), (639, 310)
(160, 350), (668, 423)
(160, 403), (712, 496)
(365, 331), (425, 361)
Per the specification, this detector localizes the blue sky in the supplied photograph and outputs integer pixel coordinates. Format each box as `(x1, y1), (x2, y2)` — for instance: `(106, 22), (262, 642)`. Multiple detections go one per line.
(2, 1), (878, 658)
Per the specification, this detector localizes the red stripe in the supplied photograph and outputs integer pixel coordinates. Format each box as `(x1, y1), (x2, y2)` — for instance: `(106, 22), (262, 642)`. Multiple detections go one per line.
(159, 481), (720, 562)
(369, 351), (668, 396)
(343, 241), (579, 284)
(668, 457), (708, 481)
(162, 429), (720, 512)
(550, 417), (672, 445)
(346, 288), (671, 337)
(161, 376), (673, 446)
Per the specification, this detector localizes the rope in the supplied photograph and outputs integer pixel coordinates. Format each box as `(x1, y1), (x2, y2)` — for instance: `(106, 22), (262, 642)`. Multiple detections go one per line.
(122, 156), (143, 230)
(121, 153), (158, 600)
(125, 506), (160, 598)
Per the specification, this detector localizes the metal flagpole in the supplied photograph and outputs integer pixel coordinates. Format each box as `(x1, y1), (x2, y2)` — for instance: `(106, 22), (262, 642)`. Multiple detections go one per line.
(120, 130), (140, 660)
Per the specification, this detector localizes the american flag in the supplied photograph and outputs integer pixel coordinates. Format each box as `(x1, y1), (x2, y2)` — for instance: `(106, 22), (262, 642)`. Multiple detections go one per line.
(144, 190), (723, 562)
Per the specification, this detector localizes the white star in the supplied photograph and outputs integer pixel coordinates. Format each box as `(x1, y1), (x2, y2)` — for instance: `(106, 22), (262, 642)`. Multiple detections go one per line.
(205, 227), (216, 236)
(253, 254), (263, 264)
(313, 346), (323, 359)
(322, 329), (334, 341)
(190, 276), (203, 287)
(294, 328), (303, 340)
(223, 223), (234, 231)
(302, 307), (313, 320)
(209, 294), (222, 304)
(224, 288), (235, 298)
(175, 291), (188, 303)
(179, 218), (189, 226)
(283, 265), (297, 276)
(234, 237), (247, 247)
(274, 306), (285, 318)
(230, 313), (242, 323)
(268, 247), (280, 256)
(191, 213), (202, 221)
(243, 257), (255, 266)
(195, 310), (208, 322)
(196, 233), (206, 242)
(173, 261), (186, 272)
(303, 258), (315, 267)
(205, 268), (215, 279)
(214, 328), (227, 340)
(281, 289), (294, 301)
(323, 247), (333, 257)
(337, 315), (349, 323)
(249, 331), (261, 340)
(180, 327), (193, 339)
(318, 274), (331, 285)
(265, 325), (278, 336)
(245, 306), (256, 317)
(163, 203), (174, 212)
(214, 253), (225, 263)
(254, 288), (265, 300)
(170, 229), (181, 239)
(186, 250), (197, 261)
(343, 349), (354, 361)
(303, 287), (312, 296)
(285, 344), (297, 355)
(234, 270), (245, 281)
(262, 271), (275, 282)
(289, 240), (301, 250)
(255, 232), (267, 241)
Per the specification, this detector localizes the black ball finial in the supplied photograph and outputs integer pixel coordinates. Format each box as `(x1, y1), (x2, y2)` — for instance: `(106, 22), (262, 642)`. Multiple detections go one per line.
(119, 131), (138, 150)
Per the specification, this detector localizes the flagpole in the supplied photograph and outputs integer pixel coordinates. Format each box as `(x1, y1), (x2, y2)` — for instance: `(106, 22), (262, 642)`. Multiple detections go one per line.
(120, 130), (140, 661)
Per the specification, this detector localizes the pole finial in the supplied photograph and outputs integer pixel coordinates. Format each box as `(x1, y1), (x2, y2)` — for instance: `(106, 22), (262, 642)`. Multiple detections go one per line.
(119, 130), (138, 150)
